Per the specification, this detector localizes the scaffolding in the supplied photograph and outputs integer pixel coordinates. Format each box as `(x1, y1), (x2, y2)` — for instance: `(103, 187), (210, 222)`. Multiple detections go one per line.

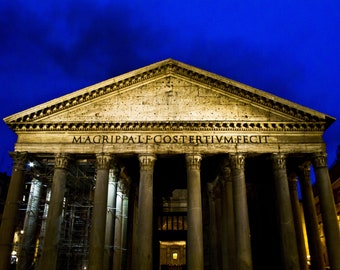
(9, 157), (131, 270)
(10, 158), (95, 270)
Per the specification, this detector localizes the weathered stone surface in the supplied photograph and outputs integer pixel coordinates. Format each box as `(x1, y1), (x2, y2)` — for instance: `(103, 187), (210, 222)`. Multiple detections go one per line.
(40, 76), (291, 123)
(3, 58), (334, 155)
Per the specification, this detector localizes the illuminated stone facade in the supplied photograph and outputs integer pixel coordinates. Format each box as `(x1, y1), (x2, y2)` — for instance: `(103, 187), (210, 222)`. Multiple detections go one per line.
(1, 59), (339, 270)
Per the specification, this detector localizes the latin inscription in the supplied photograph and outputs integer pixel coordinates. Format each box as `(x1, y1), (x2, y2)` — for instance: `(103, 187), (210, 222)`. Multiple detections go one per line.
(72, 134), (270, 145)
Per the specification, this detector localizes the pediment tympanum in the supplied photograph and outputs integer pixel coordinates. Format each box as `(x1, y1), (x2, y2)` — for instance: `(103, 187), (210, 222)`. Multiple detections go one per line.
(4, 59), (335, 154)
(30, 76), (295, 123)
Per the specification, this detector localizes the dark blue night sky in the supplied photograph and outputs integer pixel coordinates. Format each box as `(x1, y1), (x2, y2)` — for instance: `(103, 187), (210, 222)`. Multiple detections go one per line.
(1, 0), (340, 173)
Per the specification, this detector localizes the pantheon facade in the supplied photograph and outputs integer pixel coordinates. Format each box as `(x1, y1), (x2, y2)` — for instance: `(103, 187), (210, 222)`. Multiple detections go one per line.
(1, 59), (339, 270)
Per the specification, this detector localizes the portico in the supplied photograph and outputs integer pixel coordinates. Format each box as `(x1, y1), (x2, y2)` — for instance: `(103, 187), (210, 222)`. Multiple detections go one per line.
(1, 59), (339, 270)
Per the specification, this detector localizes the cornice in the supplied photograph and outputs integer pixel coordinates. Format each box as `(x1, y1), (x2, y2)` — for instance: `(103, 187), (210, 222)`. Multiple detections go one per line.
(8, 121), (326, 133)
(4, 59), (335, 128)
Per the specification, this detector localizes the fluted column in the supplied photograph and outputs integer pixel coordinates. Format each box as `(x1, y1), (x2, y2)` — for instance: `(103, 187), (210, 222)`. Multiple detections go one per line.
(88, 153), (112, 270)
(298, 162), (325, 270)
(288, 174), (308, 270)
(186, 153), (204, 270)
(17, 178), (42, 270)
(38, 153), (70, 270)
(272, 153), (300, 270)
(220, 158), (235, 270)
(0, 152), (27, 270)
(230, 153), (252, 270)
(104, 166), (119, 270)
(133, 154), (156, 270)
(313, 152), (340, 270)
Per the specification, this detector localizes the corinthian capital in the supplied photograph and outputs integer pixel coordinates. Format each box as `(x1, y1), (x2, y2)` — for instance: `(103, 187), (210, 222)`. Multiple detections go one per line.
(271, 153), (286, 170)
(230, 153), (245, 170)
(185, 154), (202, 170)
(220, 158), (232, 183)
(54, 153), (70, 169)
(10, 152), (28, 171)
(96, 153), (112, 170)
(139, 154), (156, 171)
(313, 152), (328, 169)
(298, 161), (311, 179)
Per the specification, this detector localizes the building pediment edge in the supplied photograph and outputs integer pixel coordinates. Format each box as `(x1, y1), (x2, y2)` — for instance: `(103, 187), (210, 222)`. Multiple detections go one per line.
(3, 59), (335, 128)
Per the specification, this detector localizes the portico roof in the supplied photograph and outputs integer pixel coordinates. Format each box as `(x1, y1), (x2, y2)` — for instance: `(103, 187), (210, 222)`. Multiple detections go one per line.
(3, 58), (335, 131)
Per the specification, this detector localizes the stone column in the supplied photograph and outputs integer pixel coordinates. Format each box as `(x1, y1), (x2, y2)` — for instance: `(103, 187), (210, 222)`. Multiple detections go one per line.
(298, 162), (325, 270)
(207, 180), (219, 270)
(104, 166), (119, 270)
(313, 152), (340, 270)
(121, 193), (129, 270)
(130, 184), (139, 270)
(288, 174), (308, 270)
(271, 153), (300, 270)
(88, 153), (112, 270)
(214, 180), (223, 268)
(230, 153), (252, 270)
(113, 183), (123, 270)
(133, 154), (156, 270)
(186, 153), (204, 270)
(0, 152), (27, 270)
(17, 178), (42, 270)
(36, 184), (51, 268)
(220, 158), (235, 270)
(38, 153), (70, 270)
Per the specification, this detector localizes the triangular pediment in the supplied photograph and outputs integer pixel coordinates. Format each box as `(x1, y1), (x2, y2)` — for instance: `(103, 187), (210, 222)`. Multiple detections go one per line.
(4, 59), (335, 132)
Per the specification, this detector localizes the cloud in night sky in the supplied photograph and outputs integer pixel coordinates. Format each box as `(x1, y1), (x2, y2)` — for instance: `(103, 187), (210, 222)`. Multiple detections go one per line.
(1, 0), (340, 173)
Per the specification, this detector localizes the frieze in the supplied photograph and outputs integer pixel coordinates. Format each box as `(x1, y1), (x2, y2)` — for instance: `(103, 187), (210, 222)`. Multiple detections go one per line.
(71, 134), (270, 145)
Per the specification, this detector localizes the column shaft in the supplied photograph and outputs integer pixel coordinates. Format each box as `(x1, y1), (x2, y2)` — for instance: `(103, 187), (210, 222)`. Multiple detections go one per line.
(36, 185), (51, 265)
(133, 154), (156, 270)
(313, 153), (340, 270)
(0, 152), (27, 270)
(17, 178), (42, 270)
(299, 162), (325, 270)
(130, 185), (139, 270)
(272, 153), (300, 270)
(230, 153), (252, 270)
(113, 185), (123, 270)
(104, 167), (119, 270)
(38, 153), (70, 270)
(288, 174), (308, 270)
(186, 154), (204, 270)
(121, 195), (129, 270)
(221, 159), (235, 270)
(214, 183), (223, 268)
(88, 153), (112, 270)
(207, 182), (219, 270)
